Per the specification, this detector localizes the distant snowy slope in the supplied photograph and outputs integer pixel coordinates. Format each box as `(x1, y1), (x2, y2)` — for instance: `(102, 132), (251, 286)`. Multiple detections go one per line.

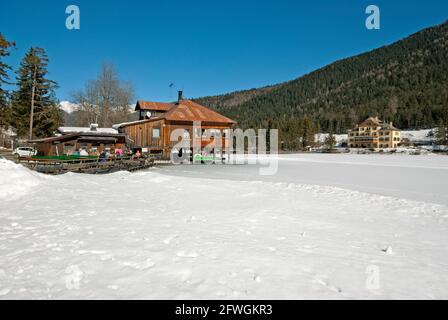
(401, 129), (436, 142)
(59, 101), (78, 114)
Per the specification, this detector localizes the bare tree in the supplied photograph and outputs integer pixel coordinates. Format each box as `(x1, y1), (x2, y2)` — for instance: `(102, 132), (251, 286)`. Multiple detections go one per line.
(72, 63), (134, 127)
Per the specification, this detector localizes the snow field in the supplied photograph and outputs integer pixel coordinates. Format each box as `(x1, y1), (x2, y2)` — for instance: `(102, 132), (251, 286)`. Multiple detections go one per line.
(1, 158), (448, 299)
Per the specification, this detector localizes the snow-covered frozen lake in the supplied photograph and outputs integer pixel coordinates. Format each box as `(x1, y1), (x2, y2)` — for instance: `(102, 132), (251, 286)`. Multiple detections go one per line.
(1, 154), (448, 299)
(160, 153), (448, 205)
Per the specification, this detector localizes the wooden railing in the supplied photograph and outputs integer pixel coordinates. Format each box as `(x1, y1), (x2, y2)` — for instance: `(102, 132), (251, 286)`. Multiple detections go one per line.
(18, 156), (155, 175)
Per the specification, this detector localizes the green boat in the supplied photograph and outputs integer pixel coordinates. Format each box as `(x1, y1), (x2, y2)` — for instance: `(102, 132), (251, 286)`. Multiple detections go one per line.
(193, 154), (222, 163)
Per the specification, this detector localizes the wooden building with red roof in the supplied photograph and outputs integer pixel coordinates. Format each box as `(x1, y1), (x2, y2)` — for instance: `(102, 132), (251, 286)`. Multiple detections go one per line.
(115, 92), (236, 159)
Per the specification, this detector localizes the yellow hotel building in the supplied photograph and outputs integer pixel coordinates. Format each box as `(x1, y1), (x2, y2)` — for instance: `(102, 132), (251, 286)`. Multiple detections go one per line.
(348, 117), (401, 149)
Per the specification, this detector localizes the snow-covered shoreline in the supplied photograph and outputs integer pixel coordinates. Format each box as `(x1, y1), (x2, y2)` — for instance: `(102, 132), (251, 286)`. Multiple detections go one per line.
(1, 155), (448, 299)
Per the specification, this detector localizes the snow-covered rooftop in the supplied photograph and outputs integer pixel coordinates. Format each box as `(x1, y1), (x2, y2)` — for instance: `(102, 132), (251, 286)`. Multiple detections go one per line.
(57, 127), (118, 134)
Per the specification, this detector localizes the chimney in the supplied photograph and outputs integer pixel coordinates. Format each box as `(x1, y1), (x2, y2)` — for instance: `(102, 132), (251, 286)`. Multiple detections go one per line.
(178, 90), (183, 103)
(90, 123), (98, 132)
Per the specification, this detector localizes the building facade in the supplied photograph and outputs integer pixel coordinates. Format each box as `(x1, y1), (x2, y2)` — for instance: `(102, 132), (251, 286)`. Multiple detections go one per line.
(115, 93), (236, 159)
(348, 117), (401, 149)
(30, 125), (126, 156)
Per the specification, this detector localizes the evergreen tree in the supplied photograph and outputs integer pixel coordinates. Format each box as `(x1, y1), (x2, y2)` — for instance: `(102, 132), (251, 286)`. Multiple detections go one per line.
(10, 47), (62, 138)
(436, 122), (448, 146)
(324, 132), (336, 151)
(301, 117), (316, 149)
(0, 33), (14, 127)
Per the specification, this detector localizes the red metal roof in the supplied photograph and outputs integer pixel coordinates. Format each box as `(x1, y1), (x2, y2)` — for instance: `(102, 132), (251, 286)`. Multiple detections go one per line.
(117, 99), (236, 128)
(136, 101), (174, 112)
(162, 100), (236, 124)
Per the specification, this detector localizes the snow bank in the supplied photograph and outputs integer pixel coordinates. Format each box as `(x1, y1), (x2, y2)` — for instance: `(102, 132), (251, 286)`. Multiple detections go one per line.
(401, 129), (435, 142)
(0, 159), (45, 201)
(315, 133), (348, 145)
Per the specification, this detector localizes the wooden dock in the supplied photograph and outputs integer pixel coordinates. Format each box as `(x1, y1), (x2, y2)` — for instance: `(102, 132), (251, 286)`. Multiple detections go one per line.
(18, 156), (155, 175)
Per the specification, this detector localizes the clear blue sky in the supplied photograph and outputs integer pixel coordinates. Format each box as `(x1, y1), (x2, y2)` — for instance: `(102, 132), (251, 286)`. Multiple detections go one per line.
(1, 0), (447, 102)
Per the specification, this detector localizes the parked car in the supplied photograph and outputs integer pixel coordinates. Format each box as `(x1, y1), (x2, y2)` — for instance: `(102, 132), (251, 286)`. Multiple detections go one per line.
(12, 147), (37, 157)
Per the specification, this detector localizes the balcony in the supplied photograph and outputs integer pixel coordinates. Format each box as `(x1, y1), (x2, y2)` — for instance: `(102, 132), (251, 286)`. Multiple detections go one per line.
(349, 136), (379, 142)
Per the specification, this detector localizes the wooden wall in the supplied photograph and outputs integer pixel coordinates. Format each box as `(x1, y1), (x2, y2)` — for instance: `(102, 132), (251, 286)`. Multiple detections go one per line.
(122, 119), (233, 158)
(123, 119), (165, 150)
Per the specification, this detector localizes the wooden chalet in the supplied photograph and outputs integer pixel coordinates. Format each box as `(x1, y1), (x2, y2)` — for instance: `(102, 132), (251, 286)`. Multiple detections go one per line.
(114, 91), (236, 159)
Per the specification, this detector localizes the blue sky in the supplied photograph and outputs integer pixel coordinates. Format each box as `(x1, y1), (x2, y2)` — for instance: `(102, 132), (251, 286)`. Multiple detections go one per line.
(1, 0), (447, 102)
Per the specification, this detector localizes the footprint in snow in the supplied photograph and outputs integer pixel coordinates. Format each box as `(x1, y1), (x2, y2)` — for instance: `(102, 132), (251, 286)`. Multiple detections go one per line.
(100, 254), (114, 261)
(163, 235), (178, 245)
(381, 246), (394, 255)
(243, 269), (262, 283)
(185, 216), (198, 223)
(312, 278), (342, 294)
(176, 250), (199, 258)
(121, 258), (155, 270)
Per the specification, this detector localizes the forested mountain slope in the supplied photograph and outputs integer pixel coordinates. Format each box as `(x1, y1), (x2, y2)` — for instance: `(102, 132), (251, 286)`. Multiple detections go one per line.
(195, 21), (448, 139)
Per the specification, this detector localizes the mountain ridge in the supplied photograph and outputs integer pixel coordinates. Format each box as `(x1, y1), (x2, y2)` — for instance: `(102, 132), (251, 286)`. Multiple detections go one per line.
(194, 20), (448, 135)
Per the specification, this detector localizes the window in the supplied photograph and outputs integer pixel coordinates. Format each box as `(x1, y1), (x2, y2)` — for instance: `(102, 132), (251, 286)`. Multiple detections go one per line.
(152, 128), (160, 139)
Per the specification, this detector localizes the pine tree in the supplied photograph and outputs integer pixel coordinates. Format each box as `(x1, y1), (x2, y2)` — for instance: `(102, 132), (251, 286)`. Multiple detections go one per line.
(301, 117), (316, 149)
(10, 47), (62, 138)
(436, 121), (448, 146)
(0, 33), (14, 127)
(324, 132), (336, 151)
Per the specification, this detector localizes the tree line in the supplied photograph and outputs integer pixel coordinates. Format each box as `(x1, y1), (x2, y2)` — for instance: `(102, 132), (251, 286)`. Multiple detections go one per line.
(0, 33), (135, 141)
(71, 63), (135, 128)
(0, 34), (62, 139)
